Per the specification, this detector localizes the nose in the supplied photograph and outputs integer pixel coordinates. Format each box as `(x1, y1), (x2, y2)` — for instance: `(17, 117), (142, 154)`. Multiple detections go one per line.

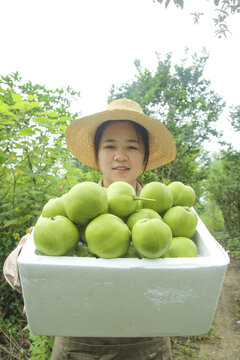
(114, 148), (128, 161)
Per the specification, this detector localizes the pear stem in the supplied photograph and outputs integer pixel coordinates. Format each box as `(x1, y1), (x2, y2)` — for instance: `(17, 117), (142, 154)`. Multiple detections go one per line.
(134, 197), (157, 202)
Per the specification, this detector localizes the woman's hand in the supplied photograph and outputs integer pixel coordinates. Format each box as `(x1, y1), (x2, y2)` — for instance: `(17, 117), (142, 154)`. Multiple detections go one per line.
(3, 226), (35, 294)
(28, 226), (34, 235)
(19, 226), (34, 246)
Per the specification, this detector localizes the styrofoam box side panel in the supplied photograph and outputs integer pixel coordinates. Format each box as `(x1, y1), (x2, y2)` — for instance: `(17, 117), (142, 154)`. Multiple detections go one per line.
(18, 214), (230, 337)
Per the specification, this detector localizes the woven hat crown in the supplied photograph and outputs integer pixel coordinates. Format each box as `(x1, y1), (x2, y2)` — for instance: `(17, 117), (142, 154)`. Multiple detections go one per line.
(108, 98), (144, 113)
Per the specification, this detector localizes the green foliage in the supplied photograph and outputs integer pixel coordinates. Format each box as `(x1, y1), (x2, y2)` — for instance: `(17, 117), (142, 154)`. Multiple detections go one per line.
(217, 233), (240, 256)
(0, 318), (53, 359)
(109, 49), (224, 199)
(153, 0), (240, 38)
(205, 150), (240, 238)
(0, 72), (81, 238)
(229, 104), (240, 132)
(171, 336), (203, 360)
(0, 72), (98, 359)
(0, 297), (29, 359)
(197, 198), (225, 234)
(201, 145), (240, 256)
(153, 0), (184, 9)
(27, 329), (54, 360)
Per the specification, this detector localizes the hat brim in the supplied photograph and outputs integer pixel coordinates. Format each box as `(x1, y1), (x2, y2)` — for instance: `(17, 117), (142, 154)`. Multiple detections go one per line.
(65, 109), (176, 171)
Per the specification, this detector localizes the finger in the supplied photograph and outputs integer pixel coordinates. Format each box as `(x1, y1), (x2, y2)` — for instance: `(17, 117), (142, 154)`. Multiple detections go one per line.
(29, 227), (34, 234)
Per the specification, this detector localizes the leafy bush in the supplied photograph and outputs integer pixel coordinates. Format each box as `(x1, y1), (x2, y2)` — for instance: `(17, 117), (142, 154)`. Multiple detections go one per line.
(0, 73), (99, 359)
(198, 199), (225, 234)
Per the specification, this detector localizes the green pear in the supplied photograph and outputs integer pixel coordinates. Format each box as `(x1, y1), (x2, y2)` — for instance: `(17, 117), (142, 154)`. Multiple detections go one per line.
(168, 181), (196, 207)
(125, 245), (141, 258)
(106, 181), (139, 218)
(162, 237), (198, 258)
(34, 216), (80, 256)
(42, 196), (67, 218)
(140, 182), (173, 214)
(64, 182), (108, 225)
(132, 218), (172, 259)
(126, 208), (162, 231)
(85, 213), (131, 259)
(64, 248), (76, 256)
(163, 206), (198, 238)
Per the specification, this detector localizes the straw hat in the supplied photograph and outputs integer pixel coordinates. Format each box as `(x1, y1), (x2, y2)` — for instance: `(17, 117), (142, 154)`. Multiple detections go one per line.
(65, 98), (176, 171)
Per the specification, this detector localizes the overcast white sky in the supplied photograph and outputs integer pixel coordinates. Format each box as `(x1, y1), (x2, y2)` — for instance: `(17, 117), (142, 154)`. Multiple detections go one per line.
(1, 0), (240, 150)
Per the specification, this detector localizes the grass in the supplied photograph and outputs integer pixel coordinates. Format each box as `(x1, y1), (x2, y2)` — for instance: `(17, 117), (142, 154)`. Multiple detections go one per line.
(171, 336), (203, 360)
(171, 326), (218, 360)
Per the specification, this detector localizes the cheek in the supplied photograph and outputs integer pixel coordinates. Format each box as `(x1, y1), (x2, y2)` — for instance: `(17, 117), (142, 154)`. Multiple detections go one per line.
(98, 150), (111, 169)
(131, 153), (144, 171)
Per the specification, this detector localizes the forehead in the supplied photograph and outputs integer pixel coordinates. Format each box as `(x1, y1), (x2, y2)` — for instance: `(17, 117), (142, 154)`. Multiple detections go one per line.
(101, 121), (138, 139)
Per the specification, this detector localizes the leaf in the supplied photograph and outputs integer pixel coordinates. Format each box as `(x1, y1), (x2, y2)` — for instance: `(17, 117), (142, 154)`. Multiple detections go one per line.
(59, 124), (67, 130)
(27, 94), (37, 101)
(0, 103), (17, 118)
(57, 116), (72, 122)
(44, 110), (59, 118)
(33, 117), (50, 125)
(18, 127), (36, 136)
(165, 0), (170, 8)
(174, 0), (184, 9)
(12, 92), (22, 103)
(177, 0), (184, 9)
(9, 100), (41, 112)
(0, 117), (16, 124)
(3, 218), (20, 227)
(15, 167), (24, 174)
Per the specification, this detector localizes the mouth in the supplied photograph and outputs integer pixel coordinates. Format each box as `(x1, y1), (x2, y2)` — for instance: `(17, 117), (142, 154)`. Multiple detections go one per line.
(113, 166), (130, 171)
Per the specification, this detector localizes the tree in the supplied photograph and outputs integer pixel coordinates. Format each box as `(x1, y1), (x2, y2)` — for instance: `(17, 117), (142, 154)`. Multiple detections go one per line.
(0, 72), (102, 359)
(153, 0), (240, 37)
(204, 103), (240, 241)
(0, 72), (81, 237)
(0, 72), (101, 255)
(229, 104), (240, 132)
(205, 150), (240, 238)
(108, 49), (225, 198)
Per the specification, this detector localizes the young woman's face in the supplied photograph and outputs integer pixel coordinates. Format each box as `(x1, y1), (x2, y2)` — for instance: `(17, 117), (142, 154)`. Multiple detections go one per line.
(97, 121), (145, 189)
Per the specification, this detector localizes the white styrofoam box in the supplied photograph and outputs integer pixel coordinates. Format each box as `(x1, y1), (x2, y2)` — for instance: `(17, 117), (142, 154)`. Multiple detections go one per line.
(18, 214), (229, 337)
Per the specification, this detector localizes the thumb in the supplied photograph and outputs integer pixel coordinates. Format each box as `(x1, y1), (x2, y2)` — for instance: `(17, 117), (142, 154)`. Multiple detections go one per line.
(29, 227), (34, 234)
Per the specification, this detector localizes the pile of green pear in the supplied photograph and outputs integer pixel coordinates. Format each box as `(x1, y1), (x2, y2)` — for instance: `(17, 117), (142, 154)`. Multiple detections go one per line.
(33, 180), (198, 259)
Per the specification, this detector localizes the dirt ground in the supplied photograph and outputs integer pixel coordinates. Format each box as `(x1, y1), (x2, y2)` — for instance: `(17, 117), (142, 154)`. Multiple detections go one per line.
(171, 255), (240, 360)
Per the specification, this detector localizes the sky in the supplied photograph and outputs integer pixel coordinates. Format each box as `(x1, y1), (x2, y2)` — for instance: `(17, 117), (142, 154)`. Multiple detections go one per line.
(1, 0), (240, 150)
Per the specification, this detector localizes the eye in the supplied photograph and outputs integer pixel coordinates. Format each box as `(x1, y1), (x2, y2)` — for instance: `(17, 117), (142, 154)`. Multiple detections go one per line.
(128, 145), (139, 150)
(104, 145), (115, 149)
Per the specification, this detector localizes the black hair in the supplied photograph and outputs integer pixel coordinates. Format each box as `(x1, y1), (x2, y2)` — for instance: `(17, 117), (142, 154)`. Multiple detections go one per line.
(94, 120), (149, 171)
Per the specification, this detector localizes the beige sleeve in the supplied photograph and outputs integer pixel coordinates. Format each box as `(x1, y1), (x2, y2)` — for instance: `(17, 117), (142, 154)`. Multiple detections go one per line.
(2, 235), (29, 294)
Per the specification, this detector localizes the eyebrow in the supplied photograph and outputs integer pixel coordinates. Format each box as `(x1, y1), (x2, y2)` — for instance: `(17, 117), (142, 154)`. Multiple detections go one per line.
(102, 139), (139, 143)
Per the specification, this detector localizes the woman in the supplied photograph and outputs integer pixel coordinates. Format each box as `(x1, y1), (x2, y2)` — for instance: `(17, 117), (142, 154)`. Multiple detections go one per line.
(4, 98), (176, 359)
